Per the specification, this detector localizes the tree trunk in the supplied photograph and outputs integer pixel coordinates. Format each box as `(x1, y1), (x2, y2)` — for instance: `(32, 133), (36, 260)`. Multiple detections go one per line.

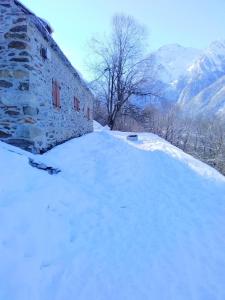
(108, 116), (116, 130)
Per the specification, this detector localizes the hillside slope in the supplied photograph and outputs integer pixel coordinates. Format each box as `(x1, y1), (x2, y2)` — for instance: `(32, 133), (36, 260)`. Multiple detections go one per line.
(179, 74), (225, 115)
(0, 124), (225, 300)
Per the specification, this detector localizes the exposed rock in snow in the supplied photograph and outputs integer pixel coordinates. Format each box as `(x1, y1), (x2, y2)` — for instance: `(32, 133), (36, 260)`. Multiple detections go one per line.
(29, 158), (61, 175)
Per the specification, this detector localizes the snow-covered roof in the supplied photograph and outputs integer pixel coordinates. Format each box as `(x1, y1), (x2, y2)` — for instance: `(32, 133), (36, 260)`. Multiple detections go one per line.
(14, 0), (92, 95)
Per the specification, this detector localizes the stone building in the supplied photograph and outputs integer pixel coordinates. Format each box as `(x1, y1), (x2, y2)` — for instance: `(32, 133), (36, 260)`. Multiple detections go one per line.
(0, 0), (93, 153)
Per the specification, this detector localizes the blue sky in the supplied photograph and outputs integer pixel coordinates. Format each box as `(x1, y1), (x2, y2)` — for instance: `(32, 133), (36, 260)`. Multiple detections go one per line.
(21, 0), (225, 79)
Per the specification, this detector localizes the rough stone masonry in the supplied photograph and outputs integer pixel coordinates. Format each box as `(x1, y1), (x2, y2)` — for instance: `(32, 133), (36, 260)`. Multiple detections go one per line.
(0, 0), (93, 153)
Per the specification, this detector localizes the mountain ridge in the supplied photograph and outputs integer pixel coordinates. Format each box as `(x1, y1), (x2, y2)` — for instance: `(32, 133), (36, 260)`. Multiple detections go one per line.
(147, 40), (225, 115)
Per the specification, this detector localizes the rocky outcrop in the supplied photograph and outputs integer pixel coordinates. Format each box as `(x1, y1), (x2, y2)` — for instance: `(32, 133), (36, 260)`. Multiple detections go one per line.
(29, 158), (61, 175)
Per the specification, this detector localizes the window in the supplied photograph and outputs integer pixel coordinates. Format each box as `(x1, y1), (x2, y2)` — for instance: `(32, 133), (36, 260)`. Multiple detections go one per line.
(87, 107), (91, 120)
(40, 46), (51, 60)
(52, 80), (61, 108)
(40, 47), (47, 60)
(74, 97), (80, 112)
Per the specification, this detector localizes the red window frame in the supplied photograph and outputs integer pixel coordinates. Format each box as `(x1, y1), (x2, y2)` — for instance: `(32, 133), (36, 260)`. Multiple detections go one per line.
(52, 80), (61, 108)
(74, 97), (80, 112)
(87, 107), (90, 120)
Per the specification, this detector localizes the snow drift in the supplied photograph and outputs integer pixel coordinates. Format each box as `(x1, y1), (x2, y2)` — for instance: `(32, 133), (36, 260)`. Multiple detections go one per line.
(0, 123), (225, 300)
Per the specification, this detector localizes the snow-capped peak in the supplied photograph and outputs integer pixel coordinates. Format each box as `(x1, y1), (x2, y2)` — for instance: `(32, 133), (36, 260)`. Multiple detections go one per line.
(141, 40), (225, 115)
(151, 44), (201, 83)
(208, 40), (225, 55)
(187, 40), (225, 77)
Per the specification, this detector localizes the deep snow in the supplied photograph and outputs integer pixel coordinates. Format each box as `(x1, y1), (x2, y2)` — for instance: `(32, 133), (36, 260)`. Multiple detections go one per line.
(0, 123), (225, 300)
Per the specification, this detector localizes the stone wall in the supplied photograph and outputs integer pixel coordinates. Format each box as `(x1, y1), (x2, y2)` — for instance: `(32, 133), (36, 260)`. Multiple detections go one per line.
(0, 0), (93, 153)
(27, 22), (93, 152)
(0, 0), (34, 150)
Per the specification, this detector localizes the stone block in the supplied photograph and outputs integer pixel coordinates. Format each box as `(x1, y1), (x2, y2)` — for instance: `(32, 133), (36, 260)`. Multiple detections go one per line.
(0, 79), (12, 87)
(10, 57), (30, 62)
(0, 130), (11, 138)
(5, 110), (20, 115)
(16, 124), (42, 139)
(10, 25), (27, 32)
(8, 40), (27, 49)
(18, 81), (29, 90)
(13, 17), (26, 24)
(13, 70), (28, 78)
(6, 138), (34, 151)
(0, 70), (12, 78)
(5, 32), (29, 40)
(23, 105), (38, 116)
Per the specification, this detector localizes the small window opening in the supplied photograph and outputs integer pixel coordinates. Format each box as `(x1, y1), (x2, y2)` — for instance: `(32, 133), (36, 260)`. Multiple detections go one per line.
(74, 97), (80, 112)
(87, 107), (91, 120)
(40, 47), (48, 60)
(52, 79), (61, 108)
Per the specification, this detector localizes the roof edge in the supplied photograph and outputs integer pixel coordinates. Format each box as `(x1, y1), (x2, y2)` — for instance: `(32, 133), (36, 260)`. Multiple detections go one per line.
(14, 0), (93, 96)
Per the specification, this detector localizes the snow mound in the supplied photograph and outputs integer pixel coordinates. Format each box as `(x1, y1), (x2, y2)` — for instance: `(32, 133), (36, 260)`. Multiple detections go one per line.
(93, 120), (110, 131)
(0, 129), (225, 300)
(93, 120), (103, 131)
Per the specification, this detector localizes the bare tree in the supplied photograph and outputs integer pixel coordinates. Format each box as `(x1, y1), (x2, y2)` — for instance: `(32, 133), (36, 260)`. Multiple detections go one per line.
(88, 14), (156, 130)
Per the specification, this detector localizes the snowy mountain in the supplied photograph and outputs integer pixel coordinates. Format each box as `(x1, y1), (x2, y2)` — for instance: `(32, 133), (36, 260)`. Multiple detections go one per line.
(1, 123), (225, 299)
(150, 44), (201, 84)
(179, 74), (225, 116)
(144, 40), (225, 115)
(178, 40), (225, 115)
(147, 44), (201, 103)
